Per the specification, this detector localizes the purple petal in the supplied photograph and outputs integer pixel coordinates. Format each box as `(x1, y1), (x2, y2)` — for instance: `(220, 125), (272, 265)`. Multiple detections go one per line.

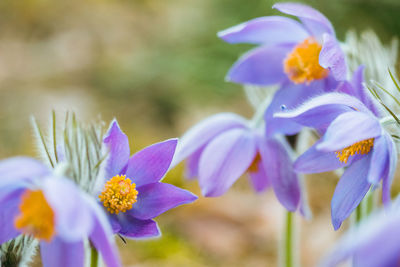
(127, 182), (197, 220)
(259, 137), (300, 211)
(248, 152), (270, 192)
(184, 147), (203, 179)
(367, 136), (388, 185)
(294, 142), (348, 173)
(226, 45), (291, 86)
(171, 113), (247, 168)
(118, 217), (160, 239)
(274, 93), (369, 130)
(42, 178), (94, 242)
(199, 128), (257, 197)
(103, 120), (130, 178)
(382, 133), (397, 204)
(331, 154), (372, 230)
(125, 139), (177, 186)
(218, 16), (308, 45)
(265, 80), (325, 137)
(317, 111), (382, 152)
(0, 189), (23, 244)
(87, 195), (121, 267)
(0, 157), (49, 187)
(273, 2), (334, 37)
(319, 33), (347, 81)
(41, 238), (84, 267)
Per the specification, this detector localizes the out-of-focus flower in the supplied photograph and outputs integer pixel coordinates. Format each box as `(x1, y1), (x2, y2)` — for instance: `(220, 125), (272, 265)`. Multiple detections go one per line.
(219, 2), (346, 136)
(275, 92), (397, 230)
(219, 2), (346, 86)
(0, 157), (121, 267)
(171, 112), (305, 213)
(321, 197), (400, 267)
(100, 120), (197, 239)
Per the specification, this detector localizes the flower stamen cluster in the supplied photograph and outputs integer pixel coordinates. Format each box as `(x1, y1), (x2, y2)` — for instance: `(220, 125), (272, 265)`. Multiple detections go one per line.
(335, 138), (374, 163)
(99, 175), (138, 214)
(14, 190), (55, 242)
(284, 37), (329, 84)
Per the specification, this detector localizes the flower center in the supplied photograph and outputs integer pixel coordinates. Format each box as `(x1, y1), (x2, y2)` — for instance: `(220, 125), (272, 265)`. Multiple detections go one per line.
(283, 37), (329, 84)
(247, 153), (261, 173)
(335, 138), (374, 164)
(14, 190), (55, 242)
(99, 175), (138, 214)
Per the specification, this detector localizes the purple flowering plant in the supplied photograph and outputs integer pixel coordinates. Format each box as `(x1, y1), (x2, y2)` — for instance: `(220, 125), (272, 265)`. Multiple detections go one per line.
(99, 120), (197, 239)
(0, 157), (121, 267)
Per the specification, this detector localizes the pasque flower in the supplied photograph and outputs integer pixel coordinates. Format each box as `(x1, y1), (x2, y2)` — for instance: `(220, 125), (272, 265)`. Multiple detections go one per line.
(0, 157), (121, 267)
(275, 91), (397, 230)
(100, 120), (197, 239)
(219, 2), (347, 136)
(171, 112), (305, 213)
(321, 197), (400, 267)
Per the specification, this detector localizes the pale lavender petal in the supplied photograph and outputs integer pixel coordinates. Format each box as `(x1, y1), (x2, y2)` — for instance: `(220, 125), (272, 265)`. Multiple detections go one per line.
(218, 16), (308, 45)
(248, 153), (270, 193)
(42, 178), (93, 242)
(0, 190), (23, 244)
(317, 111), (382, 152)
(226, 45), (291, 86)
(103, 120), (130, 178)
(259, 138), (300, 211)
(273, 2), (334, 37)
(319, 33), (347, 81)
(0, 157), (49, 187)
(41, 238), (84, 267)
(274, 93), (369, 129)
(118, 217), (160, 239)
(127, 182), (197, 220)
(265, 80), (324, 137)
(294, 142), (348, 173)
(382, 133), (397, 204)
(184, 147), (203, 179)
(367, 136), (388, 185)
(171, 113), (247, 168)
(199, 128), (257, 197)
(125, 139), (177, 186)
(88, 195), (121, 267)
(331, 154), (372, 230)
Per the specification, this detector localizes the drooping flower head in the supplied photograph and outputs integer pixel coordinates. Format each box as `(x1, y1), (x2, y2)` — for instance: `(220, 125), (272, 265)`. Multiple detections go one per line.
(275, 91), (397, 230)
(321, 197), (400, 267)
(171, 112), (308, 215)
(219, 2), (347, 137)
(100, 120), (197, 239)
(0, 157), (121, 267)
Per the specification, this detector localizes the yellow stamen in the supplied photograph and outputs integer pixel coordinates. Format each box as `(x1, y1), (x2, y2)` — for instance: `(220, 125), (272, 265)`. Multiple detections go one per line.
(99, 175), (138, 214)
(283, 37), (329, 84)
(14, 190), (55, 242)
(247, 153), (261, 173)
(335, 138), (374, 164)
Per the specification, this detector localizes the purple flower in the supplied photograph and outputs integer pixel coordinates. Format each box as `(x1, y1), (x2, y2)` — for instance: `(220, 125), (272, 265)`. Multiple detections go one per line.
(275, 92), (397, 230)
(321, 197), (400, 267)
(171, 112), (305, 213)
(100, 120), (197, 239)
(0, 157), (121, 267)
(219, 2), (346, 86)
(219, 2), (347, 136)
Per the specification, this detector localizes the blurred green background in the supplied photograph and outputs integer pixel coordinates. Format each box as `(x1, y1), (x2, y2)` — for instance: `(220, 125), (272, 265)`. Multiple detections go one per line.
(0, 0), (399, 266)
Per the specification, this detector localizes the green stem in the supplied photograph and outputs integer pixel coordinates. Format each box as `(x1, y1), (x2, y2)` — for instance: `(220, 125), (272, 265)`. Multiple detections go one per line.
(283, 211), (294, 267)
(90, 244), (99, 267)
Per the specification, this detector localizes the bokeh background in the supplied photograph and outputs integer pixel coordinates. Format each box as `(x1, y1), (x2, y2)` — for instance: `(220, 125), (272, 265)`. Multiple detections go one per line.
(0, 0), (399, 266)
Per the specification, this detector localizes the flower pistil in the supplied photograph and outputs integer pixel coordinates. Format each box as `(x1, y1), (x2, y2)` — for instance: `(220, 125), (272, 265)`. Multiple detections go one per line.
(14, 190), (55, 242)
(335, 138), (374, 164)
(99, 175), (138, 214)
